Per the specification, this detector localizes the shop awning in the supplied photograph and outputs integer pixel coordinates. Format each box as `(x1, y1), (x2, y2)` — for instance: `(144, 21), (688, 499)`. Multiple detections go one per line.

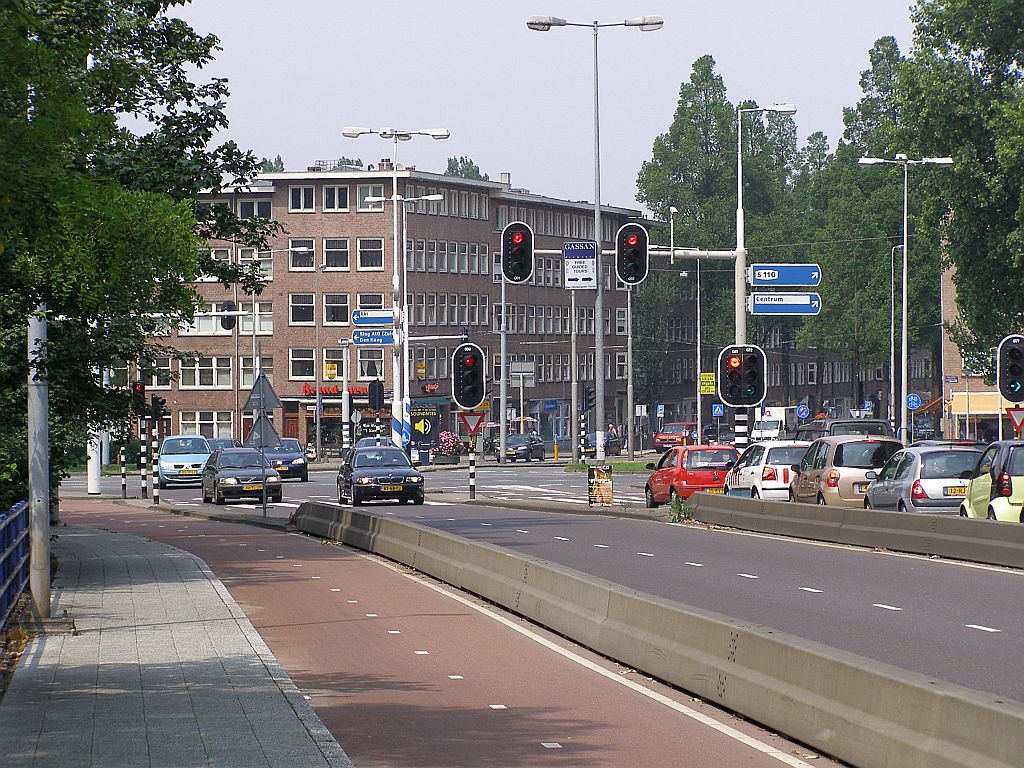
(948, 391), (1003, 416)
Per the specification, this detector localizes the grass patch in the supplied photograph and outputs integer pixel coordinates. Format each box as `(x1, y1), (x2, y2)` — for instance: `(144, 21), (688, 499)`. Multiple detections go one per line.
(565, 460), (652, 474)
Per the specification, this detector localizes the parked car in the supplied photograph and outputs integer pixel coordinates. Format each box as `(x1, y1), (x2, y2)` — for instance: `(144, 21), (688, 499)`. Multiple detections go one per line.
(654, 422), (697, 452)
(910, 439), (988, 450)
(498, 433), (546, 462)
(959, 440), (1024, 522)
(337, 446), (425, 506)
(201, 448), (281, 504)
(582, 431), (622, 458)
(724, 440), (811, 500)
(262, 437), (309, 482)
(793, 418), (895, 442)
(790, 435), (901, 507)
(157, 435), (212, 488)
(864, 446), (982, 513)
(644, 445), (739, 508)
(207, 438), (242, 451)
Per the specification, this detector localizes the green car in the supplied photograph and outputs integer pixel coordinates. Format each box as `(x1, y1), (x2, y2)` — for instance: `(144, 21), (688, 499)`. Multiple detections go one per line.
(960, 440), (1024, 522)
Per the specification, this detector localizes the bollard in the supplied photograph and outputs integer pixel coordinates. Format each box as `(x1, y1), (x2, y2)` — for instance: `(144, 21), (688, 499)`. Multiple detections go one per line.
(151, 433), (160, 505)
(139, 418), (148, 499)
(120, 446), (127, 499)
(553, 442), (559, 462)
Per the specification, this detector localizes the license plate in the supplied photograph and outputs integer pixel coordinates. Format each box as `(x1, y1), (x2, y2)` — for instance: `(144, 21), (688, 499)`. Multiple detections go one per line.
(277, 466), (288, 471)
(704, 488), (725, 494)
(179, 469), (198, 475)
(381, 485), (403, 492)
(243, 484), (263, 491)
(944, 486), (966, 496)
(854, 483), (867, 493)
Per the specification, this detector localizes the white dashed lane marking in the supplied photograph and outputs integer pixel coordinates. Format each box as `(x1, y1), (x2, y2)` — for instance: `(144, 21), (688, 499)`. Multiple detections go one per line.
(554, 536), (570, 541)
(685, 562), (704, 567)
(873, 604), (902, 611)
(798, 587), (823, 593)
(966, 624), (1001, 633)
(638, 552), (654, 557)
(738, 573), (759, 579)
(593, 544), (610, 549)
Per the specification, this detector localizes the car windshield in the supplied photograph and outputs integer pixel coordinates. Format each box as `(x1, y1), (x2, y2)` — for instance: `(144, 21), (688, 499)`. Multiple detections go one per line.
(265, 439), (302, 454)
(832, 422), (890, 437)
(920, 450), (982, 479)
(834, 441), (900, 469)
(508, 435), (530, 445)
(686, 449), (736, 469)
(219, 451), (270, 469)
(357, 437), (387, 447)
(354, 449), (412, 468)
(661, 424), (690, 434)
(162, 438), (209, 455)
(766, 446), (808, 465)
(753, 420), (781, 431)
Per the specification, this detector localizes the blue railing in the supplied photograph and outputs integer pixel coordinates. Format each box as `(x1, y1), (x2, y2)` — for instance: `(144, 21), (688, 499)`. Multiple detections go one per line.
(1, 501), (30, 632)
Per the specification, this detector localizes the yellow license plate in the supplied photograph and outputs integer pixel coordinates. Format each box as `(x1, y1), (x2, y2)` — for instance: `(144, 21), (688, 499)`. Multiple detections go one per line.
(381, 485), (403, 492)
(944, 486), (966, 496)
(855, 483), (867, 493)
(705, 488), (725, 494)
(277, 466), (288, 471)
(179, 470), (198, 475)
(243, 484), (263, 491)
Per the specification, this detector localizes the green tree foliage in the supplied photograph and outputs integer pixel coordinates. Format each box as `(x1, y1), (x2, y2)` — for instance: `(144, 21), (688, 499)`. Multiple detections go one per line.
(445, 156), (489, 181)
(259, 154), (284, 172)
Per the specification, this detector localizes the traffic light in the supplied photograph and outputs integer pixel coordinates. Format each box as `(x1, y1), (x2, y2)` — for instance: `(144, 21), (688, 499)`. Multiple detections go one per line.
(717, 345), (767, 407)
(583, 386), (596, 412)
(131, 380), (146, 415)
(368, 379), (385, 411)
(220, 300), (237, 330)
(615, 223), (649, 285)
(452, 343), (486, 410)
(501, 222), (534, 283)
(998, 335), (1024, 403)
(150, 394), (167, 421)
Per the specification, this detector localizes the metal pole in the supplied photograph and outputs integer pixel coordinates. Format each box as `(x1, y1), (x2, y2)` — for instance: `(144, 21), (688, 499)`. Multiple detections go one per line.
(389, 136), (403, 449)
(890, 246), (899, 430)
(151, 427), (160, 505)
(401, 199), (412, 453)
(315, 263), (322, 460)
(87, 429), (101, 494)
(591, 20), (607, 464)
(499, 274), (508, 463)
(28, 307), (50, 618)
(341, 342), (351, 450)
(520, 375), (526, 435)
(901, 162), (910, 445)
(140, 416), (148, 499)
(570, 290), (579, 463)
(734, 108), (748, 451)
(469, 441), (476, 500)
(120, 444), (127, 499)
(696, 254), (703, 442)
(626, 286), (635, 461)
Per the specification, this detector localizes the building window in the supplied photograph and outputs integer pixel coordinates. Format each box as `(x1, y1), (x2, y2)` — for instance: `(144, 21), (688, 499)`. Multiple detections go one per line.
(238, 248), (273, 280)
(427, 294), (437, 325)
(615, 308), (627, 335)
(415, 240), (426, 272)
(238, 199), (271, 219)
(324, 294), (350, 325)
(289, 186), (315, 212)
(323, 185), (349, 212)
(290, 239), (314, 270)
(357, 184), (384, 211)
(239, 301), (273, 335)
(179, 303), (231, 336)
(179, 411), (233, 439)
(180, 356), (232, 388)
(324, 239), (349, 270)
(615, 352), (627, 380)
(198, 247), (231, 282)
(427, 241), (437, 272)
(147, 357), (172, 388)
(289, 348), (314, 380)
(807, 362), (818, 385)
(357, 293), (384, 310)
(358, 348), (384, 380)
(438, 241), (448, 274)
(358, 238), (384, 271)
(289, 293), (314, 325)
(240, 356), (273, 388)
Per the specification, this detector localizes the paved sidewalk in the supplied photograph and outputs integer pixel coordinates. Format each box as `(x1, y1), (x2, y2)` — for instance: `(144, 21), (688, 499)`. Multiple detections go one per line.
(0, 522), (352, 767)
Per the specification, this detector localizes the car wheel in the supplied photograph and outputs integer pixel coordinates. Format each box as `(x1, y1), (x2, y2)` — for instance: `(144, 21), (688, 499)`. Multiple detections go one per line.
(897, 501), (908, 513)
(301, 472), (309, 482)
(645, 486), (658, 509)
(158, 479), (166, 490)
(414, 494), (425, 506)
(987, 506), (997, 520)
(352, 489), (362, 507)
(271, 494), (282, 504)
(750, 487), (760, 500)
(816, 493), (827, 506)
(959, 504), (968, 517)
(788, 490), (795, 502)
(215, 487), (225, 505)
(337, 484), (346, 504)
(202, 486), (211, 504)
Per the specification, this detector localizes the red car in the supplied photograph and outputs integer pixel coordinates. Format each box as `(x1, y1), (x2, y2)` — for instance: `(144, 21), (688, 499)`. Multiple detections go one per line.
(653, 421), (697, 452)
(644, 445), (739, 508)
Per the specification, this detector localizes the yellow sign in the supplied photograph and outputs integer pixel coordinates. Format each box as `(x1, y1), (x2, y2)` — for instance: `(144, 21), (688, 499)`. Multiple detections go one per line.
(325, 363), (338, 380)
(699, 371), (716, 395)
(416, 361), (426, 379)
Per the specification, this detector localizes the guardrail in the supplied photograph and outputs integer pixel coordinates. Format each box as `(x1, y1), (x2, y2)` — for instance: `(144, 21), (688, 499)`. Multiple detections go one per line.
(685, 492), (1024, 569)
(1, 501), (30, 632)
(295, 501), (1024, 768)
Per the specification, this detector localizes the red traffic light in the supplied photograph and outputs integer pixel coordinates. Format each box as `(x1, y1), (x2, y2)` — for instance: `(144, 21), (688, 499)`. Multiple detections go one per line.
(132, 382), (145, 393)
(511, 232), (524, 246)
(626, 234), (639, 247)
(727, 355), (741, 369)
(462, 355), (477, 368)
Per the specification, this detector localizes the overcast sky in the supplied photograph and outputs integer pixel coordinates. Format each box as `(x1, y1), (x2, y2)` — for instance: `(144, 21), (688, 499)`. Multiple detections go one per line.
(173, 1), (916, 213)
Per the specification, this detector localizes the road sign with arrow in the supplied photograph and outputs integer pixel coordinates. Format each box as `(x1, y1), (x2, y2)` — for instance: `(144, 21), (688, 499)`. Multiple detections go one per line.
(747, 263), (822, 287)
(748, 292), (822, 316)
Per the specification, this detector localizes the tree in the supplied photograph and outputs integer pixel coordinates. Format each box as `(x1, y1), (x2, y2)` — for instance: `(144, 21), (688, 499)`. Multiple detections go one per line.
(445, 156), (489, 181)
(259, 154), (284, 172)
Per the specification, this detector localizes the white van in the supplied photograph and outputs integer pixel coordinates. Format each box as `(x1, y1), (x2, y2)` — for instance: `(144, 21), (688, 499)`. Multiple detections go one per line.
(751, 407), (793, 441)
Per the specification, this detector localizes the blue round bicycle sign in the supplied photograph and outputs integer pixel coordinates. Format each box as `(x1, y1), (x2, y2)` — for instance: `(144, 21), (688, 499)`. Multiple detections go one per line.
(906, 393), (922, 411)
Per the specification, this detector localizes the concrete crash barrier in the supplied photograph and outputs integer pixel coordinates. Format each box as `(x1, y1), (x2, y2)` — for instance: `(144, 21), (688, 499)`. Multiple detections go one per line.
(685, 493), (1024, 570)
(296, 501), (1024, 768)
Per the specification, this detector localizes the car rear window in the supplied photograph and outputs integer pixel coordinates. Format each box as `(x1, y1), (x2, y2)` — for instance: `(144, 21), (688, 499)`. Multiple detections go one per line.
(1007, 447), (1024, 476)
(754, 420), (781, 431)
(834, 441), (900, 469)
(920, 450), (982, 479)
(686, 449), (737, 469)
(766, 446), (808, 466)
(831, 422), (890, 437)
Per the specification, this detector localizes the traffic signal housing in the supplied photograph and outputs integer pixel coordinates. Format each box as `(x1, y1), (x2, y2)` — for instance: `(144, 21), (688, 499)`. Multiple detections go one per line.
(150, 394), (167, 421)
(452, 343), (486, 410)
(131, 381), (146, 415)
(998, 335), (1024, 403)
(220, 300), (237, 330)
(615, 223), (649, 285)
(583, 386), (596, 412)
(368, 379), (385, 412)
(717, 345), (767, 407)
(501, 222), (534, 283)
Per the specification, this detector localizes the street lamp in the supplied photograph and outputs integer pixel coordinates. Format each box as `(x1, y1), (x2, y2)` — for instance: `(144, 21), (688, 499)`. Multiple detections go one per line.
(859, 154), (953, 444)
(528, 13), (663, 462)
(890, 245), (902, 430)
(342, 126), (450, 449)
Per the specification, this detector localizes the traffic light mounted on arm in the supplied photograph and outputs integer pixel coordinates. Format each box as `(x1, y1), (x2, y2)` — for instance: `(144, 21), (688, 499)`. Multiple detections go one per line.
(717, 345), (767, 407)
(615, 223), (649, 285)
(452, 343), (486, 410)
(131, 381), (146, 415)
(501, 222), (534, 283)
(998, 335), (1024, 403)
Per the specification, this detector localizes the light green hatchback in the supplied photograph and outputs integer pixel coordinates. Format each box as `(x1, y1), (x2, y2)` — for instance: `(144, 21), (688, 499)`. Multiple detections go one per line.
(960, 441), (1024, 522)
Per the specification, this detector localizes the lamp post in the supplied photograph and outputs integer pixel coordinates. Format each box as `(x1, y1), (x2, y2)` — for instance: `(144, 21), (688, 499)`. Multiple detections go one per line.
(528, 14), (663, 462)
(342, 126), (450, 449)
(859, 154), (953, 444)
(890, 245), (902, 430)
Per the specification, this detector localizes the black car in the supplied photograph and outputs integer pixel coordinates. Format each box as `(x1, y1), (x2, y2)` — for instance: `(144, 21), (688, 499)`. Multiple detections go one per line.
(207, 438), (242, 451)
(793, 418), (895, 442)
(261, 437), (309, 482)
(582, 431), (622, 458)
(497, 434), (545, 462)
(201, 448), (282, 504)
(337, 446), (425, 506)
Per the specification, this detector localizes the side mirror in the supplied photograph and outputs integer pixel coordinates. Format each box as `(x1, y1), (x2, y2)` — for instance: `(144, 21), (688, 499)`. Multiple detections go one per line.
(725, 461), (736, 469)
(791, 464), (801, 474)
(645, 462), (656, 470)
(865, 471), (877, 480)
(959, 469), (973, 480)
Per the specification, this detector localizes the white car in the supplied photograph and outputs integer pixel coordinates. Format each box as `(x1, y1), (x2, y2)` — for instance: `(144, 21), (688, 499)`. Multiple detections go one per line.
(724, 440), (811, 500)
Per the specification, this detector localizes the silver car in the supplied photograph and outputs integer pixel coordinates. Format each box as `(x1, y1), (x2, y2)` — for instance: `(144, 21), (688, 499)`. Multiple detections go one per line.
(864, 446), (982, 513)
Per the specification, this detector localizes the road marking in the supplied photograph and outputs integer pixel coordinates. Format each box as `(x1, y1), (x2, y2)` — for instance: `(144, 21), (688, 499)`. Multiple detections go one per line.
(330, 588), (341, 592)
(275, 502), (301, 508)
(488, 704), (507, 710)
(292, 564), (302, 567)
(425, 501), (454, 506)
(593, 544), (610, 549)
(798, 587), (823, 593)
(448, 675), (463, 680)
(685, 562), (704, 567)
(414, 650), (429, 655)
(388, 630), (401, 635)
(481, 522), (492, 526)
(738, 573), (759, 579)
(638, 552), (654, 557)
(516, 529), (530, 534)
(554, 536), (570, 541)
(346, 600), (358, 603)
(966, 624), (1001, 633)
(311, 576), (320, 580)
(257, 549), (265, 552)
(873, 604), (902, 611)
(541, 743), (563, 749)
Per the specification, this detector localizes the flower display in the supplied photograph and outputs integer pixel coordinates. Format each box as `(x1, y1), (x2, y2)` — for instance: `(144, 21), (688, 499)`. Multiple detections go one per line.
(435, 430), (463, 456)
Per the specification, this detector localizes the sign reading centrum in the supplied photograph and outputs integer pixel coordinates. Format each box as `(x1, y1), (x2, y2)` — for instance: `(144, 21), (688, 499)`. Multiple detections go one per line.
(562, 241), (597, 290)
(747, 292), (822, 316)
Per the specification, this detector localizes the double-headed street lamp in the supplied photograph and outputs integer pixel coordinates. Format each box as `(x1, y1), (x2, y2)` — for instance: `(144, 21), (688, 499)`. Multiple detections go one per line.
(859, 154), (953, 444)
(341, 126), (450, 448)
(528, 14), (663, 462)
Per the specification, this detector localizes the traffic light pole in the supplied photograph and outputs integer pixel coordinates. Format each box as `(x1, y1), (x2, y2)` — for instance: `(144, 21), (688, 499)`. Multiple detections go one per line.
(570, 290), (579, 463)
(499, 274), (508, 464)
(626, 286), (635, 460)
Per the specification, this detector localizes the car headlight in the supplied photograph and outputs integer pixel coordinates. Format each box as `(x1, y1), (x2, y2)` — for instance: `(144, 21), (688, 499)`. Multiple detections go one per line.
(407, 476), (423, 483)
(160, 460), (174, 470)
(355, 477), (374, 485)
(220, 477), (238, 485)
(291, 457), (306, 464)
(266, 476), (280, 483)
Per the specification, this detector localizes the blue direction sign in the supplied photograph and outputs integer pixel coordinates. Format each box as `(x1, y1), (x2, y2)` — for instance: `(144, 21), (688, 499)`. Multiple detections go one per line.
(748, 263), (822, 287)
(906, 393), (922, 411)
(796, 404), (810, 419)
(351, 309), (394, 326)
(352, 328), (395, 346)
(712, 403), (725, 418)
(748, 292), (822, 316)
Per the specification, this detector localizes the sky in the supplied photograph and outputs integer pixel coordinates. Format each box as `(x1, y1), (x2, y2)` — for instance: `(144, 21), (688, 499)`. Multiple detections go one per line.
(172, 1), (916, 213)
